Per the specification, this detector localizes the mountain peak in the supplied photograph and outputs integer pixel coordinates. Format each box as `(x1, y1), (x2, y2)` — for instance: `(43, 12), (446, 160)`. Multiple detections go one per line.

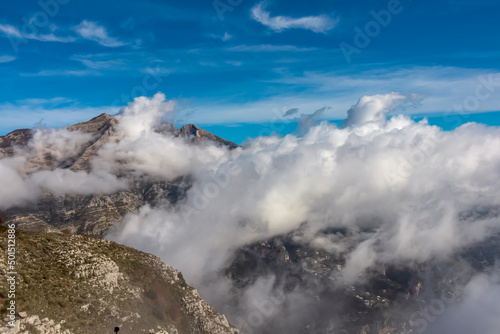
(67, 113), (115, 133)
(179, 124), (238, 149)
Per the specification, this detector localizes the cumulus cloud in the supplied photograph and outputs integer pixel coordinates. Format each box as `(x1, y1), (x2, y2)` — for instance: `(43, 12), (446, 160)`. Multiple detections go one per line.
(107, 93), (500, 283)
(73, 21), (126, 47)
(93, 93), (230, 180)
(342, 92), (407, 127)
(251, 2), (338, 33)
(101, 93), (500, 332)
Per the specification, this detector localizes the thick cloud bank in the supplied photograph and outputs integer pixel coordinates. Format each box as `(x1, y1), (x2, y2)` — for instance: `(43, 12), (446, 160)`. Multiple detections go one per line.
(2, 92), (500, 332)
(103, 93), (500, 332)
(108, 93), (500, 282)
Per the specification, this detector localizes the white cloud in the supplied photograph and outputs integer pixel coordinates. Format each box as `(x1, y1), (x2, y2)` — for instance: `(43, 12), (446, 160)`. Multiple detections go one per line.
(211, 32), (232, 41)
(20, 69), (99, 77)
(71, 54), (125, 70)
(20, 54), (124, 77)
(29, 169), (127, 196)
(226, 44), (316, 52)
(0, 23), (75, 43)
(188, 66), (500, 124)
(93, 93), (230, 180)
(0, 24), (22, 38)
(0, 55), (16, 63)
(105, 93), (500, 285)
(73, 20), (126, 47)
(0, 158), (39, 210)
(15, 97), (74, 106)
(342, 92), (408, 127)
(427, 271), (500, 334)
(100, 94), (500, 333)
(250, 2), (338, 33)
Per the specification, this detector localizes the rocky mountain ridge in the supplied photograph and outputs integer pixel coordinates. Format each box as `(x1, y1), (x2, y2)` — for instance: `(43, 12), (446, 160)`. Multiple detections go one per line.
(1, 114), (236, 236)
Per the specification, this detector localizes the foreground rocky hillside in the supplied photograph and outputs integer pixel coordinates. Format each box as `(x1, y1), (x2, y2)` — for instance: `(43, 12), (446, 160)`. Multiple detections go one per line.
(0, 225), (238, 334)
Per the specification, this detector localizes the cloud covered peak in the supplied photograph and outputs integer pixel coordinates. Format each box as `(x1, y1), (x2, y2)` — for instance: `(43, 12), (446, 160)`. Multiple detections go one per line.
(117, 92), (176, 139)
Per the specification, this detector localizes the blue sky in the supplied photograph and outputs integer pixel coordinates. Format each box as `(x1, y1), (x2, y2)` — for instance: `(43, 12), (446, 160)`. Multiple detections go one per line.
(1, 0), (500, 135)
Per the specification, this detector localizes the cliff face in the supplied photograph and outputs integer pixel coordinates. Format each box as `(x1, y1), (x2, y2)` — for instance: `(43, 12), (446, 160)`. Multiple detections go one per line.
(0, 129), (31, 157)
(4, 177), (190, 236)
(0, 227), (238, 334)
(221, 231), (499, 334)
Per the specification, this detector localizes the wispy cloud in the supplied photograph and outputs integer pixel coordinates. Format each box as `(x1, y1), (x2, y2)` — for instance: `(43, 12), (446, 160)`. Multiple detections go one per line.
(140, 66), (172, 75)
(21, 69), (99, 77)
(71, 54), (125, 69)
(211, 32), (232, 41)
(0, 99), (117, 135)
(73, 21), (126, 47)
(250, 2), (338, 33)
(187, 66), (500, 124)
(15, 97), (75, 106)
(0, 55), (16, 63)
(0, 23), (75, 42)
(0, 24), (22, 38)
(226, 44), (316, 52)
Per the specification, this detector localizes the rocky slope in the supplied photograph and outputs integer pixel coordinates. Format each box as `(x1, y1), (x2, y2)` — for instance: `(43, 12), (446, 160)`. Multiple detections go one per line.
(0, 225), (238, 334)
(219, 228), (500, 333)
